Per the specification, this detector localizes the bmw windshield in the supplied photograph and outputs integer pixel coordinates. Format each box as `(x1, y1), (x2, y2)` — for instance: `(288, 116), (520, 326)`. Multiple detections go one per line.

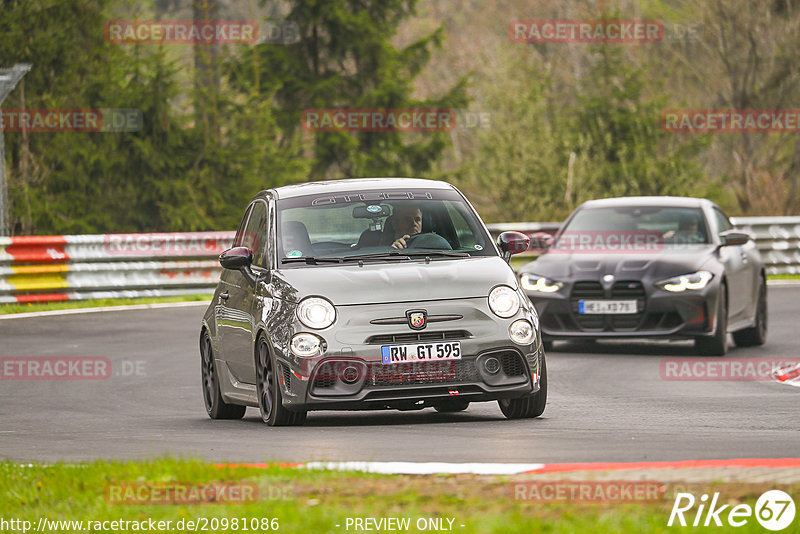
(553, 206), (711, 253)
(276, 189), (495, 266)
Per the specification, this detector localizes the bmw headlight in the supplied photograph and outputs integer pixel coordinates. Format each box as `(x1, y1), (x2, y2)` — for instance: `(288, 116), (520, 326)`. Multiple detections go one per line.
(489, 285), (520, 318)
(509, 319), (534, 345)
(291, 333), (322, 357)
(296, 297), (336, 329)
(520, 273), (563, 293)
(657, 270), (713, 292)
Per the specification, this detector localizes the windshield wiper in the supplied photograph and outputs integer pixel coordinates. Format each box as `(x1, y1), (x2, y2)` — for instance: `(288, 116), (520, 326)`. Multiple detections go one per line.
(342, 252), (412, 262)
(281, 256), (344, 264)
(400, 251), (470, 258)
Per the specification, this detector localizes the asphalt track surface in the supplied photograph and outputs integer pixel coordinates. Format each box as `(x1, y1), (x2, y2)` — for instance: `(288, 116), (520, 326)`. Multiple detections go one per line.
(0, 288), (798, 464)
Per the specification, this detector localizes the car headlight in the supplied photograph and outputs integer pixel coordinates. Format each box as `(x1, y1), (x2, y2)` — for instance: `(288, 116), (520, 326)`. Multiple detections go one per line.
(290, 333), (322, 357)
(520, 273), (563, 293)
(489, 285), (520, 318)
(509, 319), (534, 345)
(657, 270), (713, 292)
(296, 297), (336, 329)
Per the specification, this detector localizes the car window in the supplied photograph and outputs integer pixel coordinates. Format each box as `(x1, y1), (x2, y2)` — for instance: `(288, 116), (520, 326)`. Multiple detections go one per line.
(243, 201), (268, 267)
(560, 206), (710, 246)
(233, 204), (253, 248)
(276, 188), (494, 264)
(712, 208), (732, 233)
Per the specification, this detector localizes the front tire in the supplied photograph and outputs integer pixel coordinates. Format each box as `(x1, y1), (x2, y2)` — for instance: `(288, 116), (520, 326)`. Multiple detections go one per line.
(499, 353), (547, 419)
(201, 330), (246, 420)
(255, 334), (306, 426)
(695, 286), (728, 356)
(733, 278), (767, 347)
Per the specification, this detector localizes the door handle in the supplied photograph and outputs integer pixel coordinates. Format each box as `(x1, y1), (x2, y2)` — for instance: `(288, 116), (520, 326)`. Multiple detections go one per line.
(219, 291), (229, 302)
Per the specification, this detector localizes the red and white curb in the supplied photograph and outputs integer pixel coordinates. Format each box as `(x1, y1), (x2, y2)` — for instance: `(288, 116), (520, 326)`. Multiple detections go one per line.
(216, 457), (800, 475)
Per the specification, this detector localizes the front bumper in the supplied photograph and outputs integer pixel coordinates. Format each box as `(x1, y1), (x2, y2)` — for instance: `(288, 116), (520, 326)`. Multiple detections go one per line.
(272, 297), (542, 411)
(526, 280), (720, 340)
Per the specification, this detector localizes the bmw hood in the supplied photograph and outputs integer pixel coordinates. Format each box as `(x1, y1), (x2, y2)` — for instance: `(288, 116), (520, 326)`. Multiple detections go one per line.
(274, 256), (517, 305)
(519, 246), (717, 282)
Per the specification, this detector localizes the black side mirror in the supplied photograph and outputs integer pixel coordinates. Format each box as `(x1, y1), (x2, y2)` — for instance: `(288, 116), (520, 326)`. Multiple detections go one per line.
(719, 230), (750, 247)
(497, 231), (531, 262)
(219, 246), (253, 270)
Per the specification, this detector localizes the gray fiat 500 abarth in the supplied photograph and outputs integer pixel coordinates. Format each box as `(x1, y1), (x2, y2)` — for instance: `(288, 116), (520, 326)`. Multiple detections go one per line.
(200, 178), (546, 426)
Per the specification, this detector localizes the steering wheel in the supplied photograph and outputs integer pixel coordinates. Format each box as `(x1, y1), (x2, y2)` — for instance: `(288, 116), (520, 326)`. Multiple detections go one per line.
(403, 232), (453, 250)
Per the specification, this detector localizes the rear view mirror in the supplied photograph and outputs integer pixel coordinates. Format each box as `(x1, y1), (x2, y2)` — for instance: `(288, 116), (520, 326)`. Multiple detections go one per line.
(497, 231), (530, 262)
(719, 230), (750, 247)
(353, 204), (391, 219)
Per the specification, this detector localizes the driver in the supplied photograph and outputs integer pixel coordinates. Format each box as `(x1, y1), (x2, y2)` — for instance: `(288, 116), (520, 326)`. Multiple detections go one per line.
(390, 203), (423, 249)
(663, 214), (701, 243)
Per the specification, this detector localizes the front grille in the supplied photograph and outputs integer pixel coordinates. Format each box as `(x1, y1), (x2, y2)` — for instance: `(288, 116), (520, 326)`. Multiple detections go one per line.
(499, 352), (526, 377)
(312, 361), (337, 389)
(366, 330), (470, 345)
(570, 280), (648, 331)
(572, 281), (604, 298)
(610, 281), (645, 329)
(367, 360), (478, 386)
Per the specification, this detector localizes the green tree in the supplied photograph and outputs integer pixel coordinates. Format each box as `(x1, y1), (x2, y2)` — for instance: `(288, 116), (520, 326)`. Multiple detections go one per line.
(228, 0), (467, 180)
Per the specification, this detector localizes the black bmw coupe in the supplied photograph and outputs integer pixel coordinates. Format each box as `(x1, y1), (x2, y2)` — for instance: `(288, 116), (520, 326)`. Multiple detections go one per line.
(518, 197), (767, 355)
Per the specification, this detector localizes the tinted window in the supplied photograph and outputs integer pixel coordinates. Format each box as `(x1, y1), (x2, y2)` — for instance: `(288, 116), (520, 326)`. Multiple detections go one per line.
(562, 206), (710, 245)
(276, 188), (494, 265)
(243, 201), (268, 267)
(233, 204), (253, 248)
(712, 208), (732, 233)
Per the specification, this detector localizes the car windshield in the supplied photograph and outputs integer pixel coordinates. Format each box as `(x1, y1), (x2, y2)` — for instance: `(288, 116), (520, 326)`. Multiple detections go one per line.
(276, 188), (495, 266)
(556, 206), (710, 250)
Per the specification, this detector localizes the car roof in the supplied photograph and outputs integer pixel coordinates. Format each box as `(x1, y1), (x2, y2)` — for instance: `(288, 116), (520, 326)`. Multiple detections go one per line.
(266, 178), (454, 199)
(578, 196), (713, 209)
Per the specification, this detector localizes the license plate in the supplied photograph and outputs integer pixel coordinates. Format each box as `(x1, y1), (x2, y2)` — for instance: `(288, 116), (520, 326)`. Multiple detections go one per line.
(380, 342), (461, 364)
(579, 300), (637, 314)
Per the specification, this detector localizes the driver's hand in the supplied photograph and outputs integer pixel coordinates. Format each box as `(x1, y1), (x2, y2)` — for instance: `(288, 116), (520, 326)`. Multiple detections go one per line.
(391, 235), (411, 249)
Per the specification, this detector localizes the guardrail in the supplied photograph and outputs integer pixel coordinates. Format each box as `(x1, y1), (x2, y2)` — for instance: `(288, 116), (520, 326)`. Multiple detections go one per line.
(1, 217), (798, 303)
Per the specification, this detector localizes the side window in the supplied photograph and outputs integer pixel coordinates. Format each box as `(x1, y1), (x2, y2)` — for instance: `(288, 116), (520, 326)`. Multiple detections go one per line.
(233, 204), (253, 248)
(243, 201), (268, 267)
(712, 208), (732, 233)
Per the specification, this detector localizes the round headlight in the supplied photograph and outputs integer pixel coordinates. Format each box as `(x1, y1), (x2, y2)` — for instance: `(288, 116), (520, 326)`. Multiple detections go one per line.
(296, 297), (336, 329)
(291, 333), (321, 357)
(488, 285), (520, 318)
(509, 319), (534, 345)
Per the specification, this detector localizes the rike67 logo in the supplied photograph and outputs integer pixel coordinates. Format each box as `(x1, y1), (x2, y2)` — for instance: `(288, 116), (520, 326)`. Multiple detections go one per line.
(669, 490), (796, 530)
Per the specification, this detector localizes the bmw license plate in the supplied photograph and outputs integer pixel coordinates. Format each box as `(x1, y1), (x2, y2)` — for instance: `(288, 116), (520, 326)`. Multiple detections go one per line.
(579, 300), (637, 314)
(380, 342), (461, 364)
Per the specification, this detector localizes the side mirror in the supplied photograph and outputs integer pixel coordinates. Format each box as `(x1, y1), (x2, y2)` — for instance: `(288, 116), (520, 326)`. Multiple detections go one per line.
(497, 231), (530, 262)
(219, 246), (253, 270)
(719, 230), (750, 247)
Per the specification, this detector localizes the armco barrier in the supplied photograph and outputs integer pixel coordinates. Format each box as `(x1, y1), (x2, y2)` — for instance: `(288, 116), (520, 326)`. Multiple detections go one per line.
(0, 232), (234, 304)
(0, 217), (797, 303)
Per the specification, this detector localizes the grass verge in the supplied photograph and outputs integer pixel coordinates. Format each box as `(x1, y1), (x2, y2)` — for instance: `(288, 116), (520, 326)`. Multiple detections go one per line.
(1, 459), (798, 533)
(0, 294), (211, 315)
